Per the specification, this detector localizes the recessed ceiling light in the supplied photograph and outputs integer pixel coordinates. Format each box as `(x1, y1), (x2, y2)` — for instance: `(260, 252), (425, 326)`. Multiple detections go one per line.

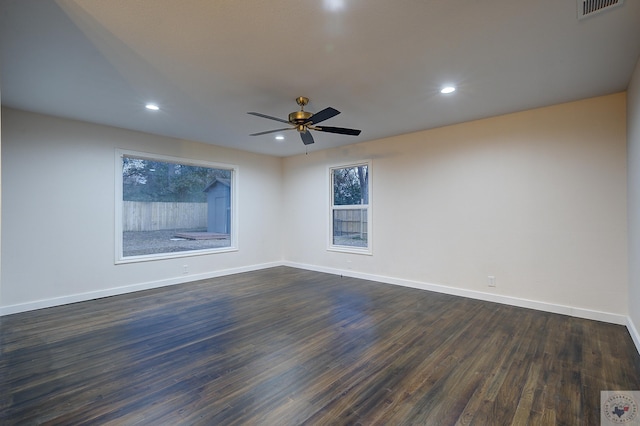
(324, 0), (345, 11)
(145, 103), (160, 111)
(275, 135), (285, 140)
(440, 86), (456, 94)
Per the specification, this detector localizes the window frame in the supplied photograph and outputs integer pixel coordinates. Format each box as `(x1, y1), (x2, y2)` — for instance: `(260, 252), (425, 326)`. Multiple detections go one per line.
(327, 160), (372, 255)
(115, 149), (238, 264)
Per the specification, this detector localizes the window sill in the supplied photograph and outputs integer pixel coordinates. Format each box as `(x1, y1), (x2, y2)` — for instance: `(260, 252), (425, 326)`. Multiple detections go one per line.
(327, 245), (372, 256)
(115, 246), (238, 264)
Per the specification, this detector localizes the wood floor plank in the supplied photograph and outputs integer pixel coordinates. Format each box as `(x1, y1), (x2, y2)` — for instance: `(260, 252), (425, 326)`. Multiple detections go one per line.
(1, 266), (639, 425)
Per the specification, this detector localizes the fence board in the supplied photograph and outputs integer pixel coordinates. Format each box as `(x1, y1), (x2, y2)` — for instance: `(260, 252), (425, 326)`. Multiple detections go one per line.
(123, 201), (207, 231)
(333, 209), (368, 237)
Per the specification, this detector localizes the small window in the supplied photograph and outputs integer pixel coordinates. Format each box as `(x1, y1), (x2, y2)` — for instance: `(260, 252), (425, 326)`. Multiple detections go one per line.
(329, 162), (371, 254)
(115, 150), (237, 263)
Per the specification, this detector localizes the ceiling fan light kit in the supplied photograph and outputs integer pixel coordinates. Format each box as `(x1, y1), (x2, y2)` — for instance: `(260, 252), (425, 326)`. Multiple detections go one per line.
(248, 96), (361, 146)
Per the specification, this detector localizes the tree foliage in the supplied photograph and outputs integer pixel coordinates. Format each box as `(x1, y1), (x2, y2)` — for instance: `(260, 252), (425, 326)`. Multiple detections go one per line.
(333, 165), (368, 205)
(123, 157), (230, 202)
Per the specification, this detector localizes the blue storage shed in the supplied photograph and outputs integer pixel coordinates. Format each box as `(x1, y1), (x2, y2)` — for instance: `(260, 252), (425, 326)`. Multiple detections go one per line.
(203, 178), (231, 234)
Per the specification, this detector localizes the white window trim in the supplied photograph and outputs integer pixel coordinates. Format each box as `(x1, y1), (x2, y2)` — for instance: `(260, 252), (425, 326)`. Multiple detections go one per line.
(327, 160), (372, 255)
(115, 149), (239, 264)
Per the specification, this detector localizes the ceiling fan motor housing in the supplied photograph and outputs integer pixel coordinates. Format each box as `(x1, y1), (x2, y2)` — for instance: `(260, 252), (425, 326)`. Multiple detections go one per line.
(289, 110), (313, 126)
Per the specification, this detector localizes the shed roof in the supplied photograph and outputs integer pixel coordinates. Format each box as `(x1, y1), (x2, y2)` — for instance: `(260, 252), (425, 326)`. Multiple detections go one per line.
(203, 178), (231, 192)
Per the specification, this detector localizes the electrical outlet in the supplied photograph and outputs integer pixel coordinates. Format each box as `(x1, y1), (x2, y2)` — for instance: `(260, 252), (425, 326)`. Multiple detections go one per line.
(183, 265), (189, 274)
(488, 276), (496, 287)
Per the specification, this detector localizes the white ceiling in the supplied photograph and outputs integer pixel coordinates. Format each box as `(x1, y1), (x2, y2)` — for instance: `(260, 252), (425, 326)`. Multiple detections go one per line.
(1, 0), (639, 157)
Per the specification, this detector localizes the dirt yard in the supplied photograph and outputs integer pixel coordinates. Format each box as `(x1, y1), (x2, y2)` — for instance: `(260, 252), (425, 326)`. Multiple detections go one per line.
(123, 229), (230, 257)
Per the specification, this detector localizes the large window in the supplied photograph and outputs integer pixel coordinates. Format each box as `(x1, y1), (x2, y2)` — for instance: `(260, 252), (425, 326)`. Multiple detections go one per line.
(329, 162), (371, 254)
(115, 150), (237, 263)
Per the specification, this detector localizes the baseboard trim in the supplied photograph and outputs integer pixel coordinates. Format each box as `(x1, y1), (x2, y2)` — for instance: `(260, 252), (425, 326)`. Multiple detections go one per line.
(628, 317), (640, 356)
(0, 262), (283, 316)
(284, 261), (629, 326)
(3, 261), (635, 348)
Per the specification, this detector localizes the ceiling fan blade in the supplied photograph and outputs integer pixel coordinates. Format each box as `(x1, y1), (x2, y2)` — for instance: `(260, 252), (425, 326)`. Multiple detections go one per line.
(306, 107), (340, 125)
(250, 127), (293, 136)
(247, 112), (290, 124)
(314, 126), (361, 136)
(300, 130), (314, 145)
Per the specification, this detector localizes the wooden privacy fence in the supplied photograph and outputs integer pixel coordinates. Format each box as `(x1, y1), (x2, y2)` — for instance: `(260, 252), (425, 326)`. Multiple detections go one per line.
(123, 201), (207, 231)
(333, 209), (368, 238)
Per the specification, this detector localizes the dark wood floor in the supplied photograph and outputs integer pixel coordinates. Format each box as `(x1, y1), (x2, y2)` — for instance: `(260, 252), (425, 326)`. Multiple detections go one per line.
(1, 267), (639, 425)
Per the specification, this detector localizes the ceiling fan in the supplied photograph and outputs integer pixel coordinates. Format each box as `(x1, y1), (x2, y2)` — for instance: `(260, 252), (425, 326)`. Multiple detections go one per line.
(248, 96), (361, 145)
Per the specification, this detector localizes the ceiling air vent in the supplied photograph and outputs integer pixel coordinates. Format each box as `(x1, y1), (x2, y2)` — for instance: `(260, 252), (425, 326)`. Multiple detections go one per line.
(578, 0), (624, 19)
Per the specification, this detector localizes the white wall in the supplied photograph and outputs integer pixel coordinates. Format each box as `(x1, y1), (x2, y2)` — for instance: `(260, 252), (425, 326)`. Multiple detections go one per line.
(0, 108), (283, 313)
(628, 57), (640, 343)
(0, 87), (2, 309)
(1, 92), (632, 326)
(283, 93), (628, 319)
